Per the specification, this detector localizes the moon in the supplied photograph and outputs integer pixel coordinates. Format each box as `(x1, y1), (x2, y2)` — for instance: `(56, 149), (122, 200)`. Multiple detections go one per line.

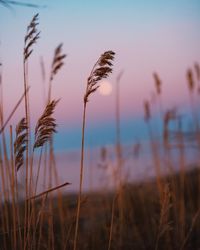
(99, 80), (113, 96)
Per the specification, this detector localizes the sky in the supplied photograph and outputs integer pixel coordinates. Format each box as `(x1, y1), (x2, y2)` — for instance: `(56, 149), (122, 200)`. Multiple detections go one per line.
(0, 0), (200, 151)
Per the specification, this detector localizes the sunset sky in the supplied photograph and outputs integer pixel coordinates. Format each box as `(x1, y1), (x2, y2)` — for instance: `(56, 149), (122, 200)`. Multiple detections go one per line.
(0, 0), (200, 151)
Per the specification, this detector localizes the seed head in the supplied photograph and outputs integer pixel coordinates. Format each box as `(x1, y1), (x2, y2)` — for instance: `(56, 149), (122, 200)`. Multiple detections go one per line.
(153, 72), (162, 95)
(84, 50), (115, 103)
(34, 100), (59, 149)
(24, 13), (40, 61)
(187, 69), (194, 92)
(14, 118), (28, 171)
(50, 43), (67, 82)
(144, 100), (151, 122)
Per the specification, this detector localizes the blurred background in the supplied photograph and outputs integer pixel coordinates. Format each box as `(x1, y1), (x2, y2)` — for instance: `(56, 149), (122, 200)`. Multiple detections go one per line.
(0, 0), (200, 191)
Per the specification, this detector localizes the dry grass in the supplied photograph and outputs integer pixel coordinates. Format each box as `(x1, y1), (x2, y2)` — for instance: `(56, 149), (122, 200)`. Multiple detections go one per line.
(73, 50), (115, 250)
(48, 43), (66, 102)
(14, 118), (27, 171)
(0, 13), (199, 250)
(33, 100), (59, 149)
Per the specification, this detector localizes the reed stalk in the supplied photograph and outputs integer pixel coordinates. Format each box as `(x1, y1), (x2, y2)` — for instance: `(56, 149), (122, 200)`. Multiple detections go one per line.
(23, 13), (40, 249)
(73, 50), (115, 250)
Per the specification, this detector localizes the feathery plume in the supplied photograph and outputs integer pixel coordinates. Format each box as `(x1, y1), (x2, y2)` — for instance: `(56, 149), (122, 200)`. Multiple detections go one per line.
(194, 62), (200, 81)
(163, 108), (177, 144)
(84, 50), (115, 103)
(164, 108), (177, 127)
(50, 43), (66, 82)
(144, 100), (151, 122)
(34, 99), (59, 149)
(187, 69), (194, 92)
(14, 118), (28, 171)
(24, 13), (40, 61)
(153, 72), (162, 95)
(74, 51), (115, 250)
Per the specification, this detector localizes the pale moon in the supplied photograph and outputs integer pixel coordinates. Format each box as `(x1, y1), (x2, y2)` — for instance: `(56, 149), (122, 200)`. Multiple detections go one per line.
(99, 81), (112, 96)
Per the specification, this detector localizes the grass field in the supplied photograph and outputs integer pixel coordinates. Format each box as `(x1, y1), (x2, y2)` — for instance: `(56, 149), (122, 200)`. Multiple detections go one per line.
(0, 11), (200, 250)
